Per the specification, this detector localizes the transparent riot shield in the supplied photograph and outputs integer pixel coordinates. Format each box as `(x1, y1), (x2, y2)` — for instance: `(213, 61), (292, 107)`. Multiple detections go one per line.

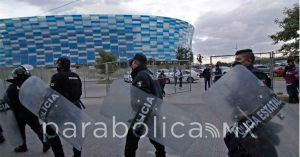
(197, 65), (298, 157)
(0, 79), (24, 148)
(19, 76), (95, 150)
(100, 79), (199, 154)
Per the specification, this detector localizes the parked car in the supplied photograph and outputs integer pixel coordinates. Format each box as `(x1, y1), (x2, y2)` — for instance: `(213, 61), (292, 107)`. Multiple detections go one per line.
(182, 69), (199, 83)
(123, 71), (132, 82)
(164, 69), (199, 84)
(198, 68), (204, 78)
(212, 66), (231, 75)
(156, 69), (171, 77)
(254, 64), (270, 74)
(273, 66), (285, 77)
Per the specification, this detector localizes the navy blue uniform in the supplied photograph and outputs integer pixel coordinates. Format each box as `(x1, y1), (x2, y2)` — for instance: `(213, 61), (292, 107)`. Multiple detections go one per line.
(6, 84), (45, 148)
(47, 70), (82, 157)
(249, 66), (271, 88)
(125, 65), (166, 157)
(50, 71), (82, 107)
(225, 66), (272, 157)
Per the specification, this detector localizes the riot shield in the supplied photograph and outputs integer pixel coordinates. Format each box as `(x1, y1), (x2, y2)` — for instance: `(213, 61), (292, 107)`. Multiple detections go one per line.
(19, 76), (94, 150)
(197, 65), (298, 157)
(100, 79), (199, 154)
(0, 79), (24, 148)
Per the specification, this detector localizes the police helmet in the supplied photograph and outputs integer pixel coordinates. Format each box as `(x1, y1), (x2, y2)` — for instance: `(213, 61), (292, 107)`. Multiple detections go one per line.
(6, 65), (32, 84)
(56, 56), (71, 71)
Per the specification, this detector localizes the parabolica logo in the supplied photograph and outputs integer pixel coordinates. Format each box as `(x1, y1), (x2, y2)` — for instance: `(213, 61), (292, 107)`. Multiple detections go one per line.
(39, 93), (60, 121)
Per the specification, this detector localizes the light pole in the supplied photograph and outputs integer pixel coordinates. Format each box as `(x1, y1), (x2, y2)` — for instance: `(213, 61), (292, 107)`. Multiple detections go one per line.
(0, 33), (5, 68)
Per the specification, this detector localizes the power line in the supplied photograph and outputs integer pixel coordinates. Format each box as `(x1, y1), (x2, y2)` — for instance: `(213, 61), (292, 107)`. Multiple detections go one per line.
(41, 0), (80, 15)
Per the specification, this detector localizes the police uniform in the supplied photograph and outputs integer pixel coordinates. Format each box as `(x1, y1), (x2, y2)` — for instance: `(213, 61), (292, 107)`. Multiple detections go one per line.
(47, 57), (83, 157)
(50, 71), (82, 108)
(225, 65), (272, 157)
(249, 66), (271, 88)
(5, 66), (50, 153)
(125, 54), (166, 157)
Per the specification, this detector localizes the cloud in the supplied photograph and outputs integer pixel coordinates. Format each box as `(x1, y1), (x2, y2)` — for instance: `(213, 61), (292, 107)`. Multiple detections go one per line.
(1, 0), (298, 61)
(192, 0), (298, 57)
(0, 0), (41, 18)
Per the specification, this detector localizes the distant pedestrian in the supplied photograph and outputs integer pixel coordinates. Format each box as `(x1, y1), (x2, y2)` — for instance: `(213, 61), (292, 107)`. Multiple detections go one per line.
(176, 69), (183, 88)
(158, 71), (166, 96)
(203, 65), (211, 91)
(214, 63), (222, 82)
(173, 67), (178, 86)
(283, 59), (299, 103)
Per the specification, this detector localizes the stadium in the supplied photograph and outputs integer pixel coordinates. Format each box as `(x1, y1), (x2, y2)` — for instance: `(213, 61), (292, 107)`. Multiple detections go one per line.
(0, 15), (194, 67)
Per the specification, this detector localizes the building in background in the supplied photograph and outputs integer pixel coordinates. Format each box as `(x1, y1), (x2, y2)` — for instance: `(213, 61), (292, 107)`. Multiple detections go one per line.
(0, 15), (194, 67)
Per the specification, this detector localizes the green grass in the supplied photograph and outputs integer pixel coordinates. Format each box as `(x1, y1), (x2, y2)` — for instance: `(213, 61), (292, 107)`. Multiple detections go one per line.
(273, 77), (284, 81)
(97, 79), (113, 84)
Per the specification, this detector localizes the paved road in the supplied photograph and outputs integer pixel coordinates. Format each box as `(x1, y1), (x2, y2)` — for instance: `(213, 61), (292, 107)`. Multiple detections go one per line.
(0, 79), (298, 157)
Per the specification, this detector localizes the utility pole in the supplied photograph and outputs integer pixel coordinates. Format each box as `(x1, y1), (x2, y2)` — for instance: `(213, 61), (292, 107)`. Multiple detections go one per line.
(235, 43), (238, 51)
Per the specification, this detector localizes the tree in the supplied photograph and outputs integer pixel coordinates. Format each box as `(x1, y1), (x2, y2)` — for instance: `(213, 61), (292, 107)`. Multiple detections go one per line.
(176, 47), (193, 64)
(270, 3), (299, 56)
(197, 54), (203, 64)
(255, 57), (270, 65)
(95, 49), (117, 74)
(215, 61), (231, 67)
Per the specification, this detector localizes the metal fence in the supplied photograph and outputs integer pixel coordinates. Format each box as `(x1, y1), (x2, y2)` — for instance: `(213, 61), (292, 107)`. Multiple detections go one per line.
(0, 59), (196, 98)
(209, 51), (290, 95)
(0, 66), (106, 98)
(104, 60), (195, 95)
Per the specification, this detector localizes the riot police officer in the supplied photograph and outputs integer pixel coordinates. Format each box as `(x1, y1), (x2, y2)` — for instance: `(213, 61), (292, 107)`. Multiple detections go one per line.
(233, 49), (271, 87)
(5, 65), (50, 153)
(47, 56), (83, 157)
(125, 53), (166, 157)
(225, 49), (272, 157)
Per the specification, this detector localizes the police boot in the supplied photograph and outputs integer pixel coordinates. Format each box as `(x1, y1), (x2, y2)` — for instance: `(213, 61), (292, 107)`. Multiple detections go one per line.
(155, 151), (166, 157)
(0, 132), (5, 144)
(43, 141), (51, 153)
(73, 147), (81, 157)
(14, 144), (28, 153)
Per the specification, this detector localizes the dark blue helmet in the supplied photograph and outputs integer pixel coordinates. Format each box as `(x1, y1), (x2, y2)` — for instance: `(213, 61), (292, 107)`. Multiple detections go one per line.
(56, 56), (71, 71)
(6, 65), (31, 84)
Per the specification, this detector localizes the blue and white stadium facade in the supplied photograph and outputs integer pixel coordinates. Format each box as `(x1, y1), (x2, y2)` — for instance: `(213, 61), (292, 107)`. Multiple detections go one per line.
(0, 15), (194, 67)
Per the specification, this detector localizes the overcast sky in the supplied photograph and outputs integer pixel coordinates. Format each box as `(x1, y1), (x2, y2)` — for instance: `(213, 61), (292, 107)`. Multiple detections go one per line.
(0, 0), (298, 61)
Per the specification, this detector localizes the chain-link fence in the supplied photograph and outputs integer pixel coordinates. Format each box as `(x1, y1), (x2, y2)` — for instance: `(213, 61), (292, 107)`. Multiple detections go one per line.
(152, 60), (194, 94)
(103, 60), (196, 95)
(0, 59), (198, 98)
(209, 52), (273, 87)
(209, 51), (291, 96)
(0, 66), (106, 98)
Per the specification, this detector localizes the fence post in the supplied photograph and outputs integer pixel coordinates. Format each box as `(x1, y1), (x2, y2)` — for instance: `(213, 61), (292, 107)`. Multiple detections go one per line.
(105, 63), (109, 95)
(83, 72), (87, 98)
(269, 51), (274, 89)
(189, 60), (192, 92)
(210, 56), (213, 86)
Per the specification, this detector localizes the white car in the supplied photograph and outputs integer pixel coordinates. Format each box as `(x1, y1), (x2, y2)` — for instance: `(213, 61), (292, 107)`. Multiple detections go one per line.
(164, 69), (199, 84)
(212, 66), (231, 75)
(123, 71), (132, 82)
(156, 69), (174, 79)
(254, 64), (270, 74)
